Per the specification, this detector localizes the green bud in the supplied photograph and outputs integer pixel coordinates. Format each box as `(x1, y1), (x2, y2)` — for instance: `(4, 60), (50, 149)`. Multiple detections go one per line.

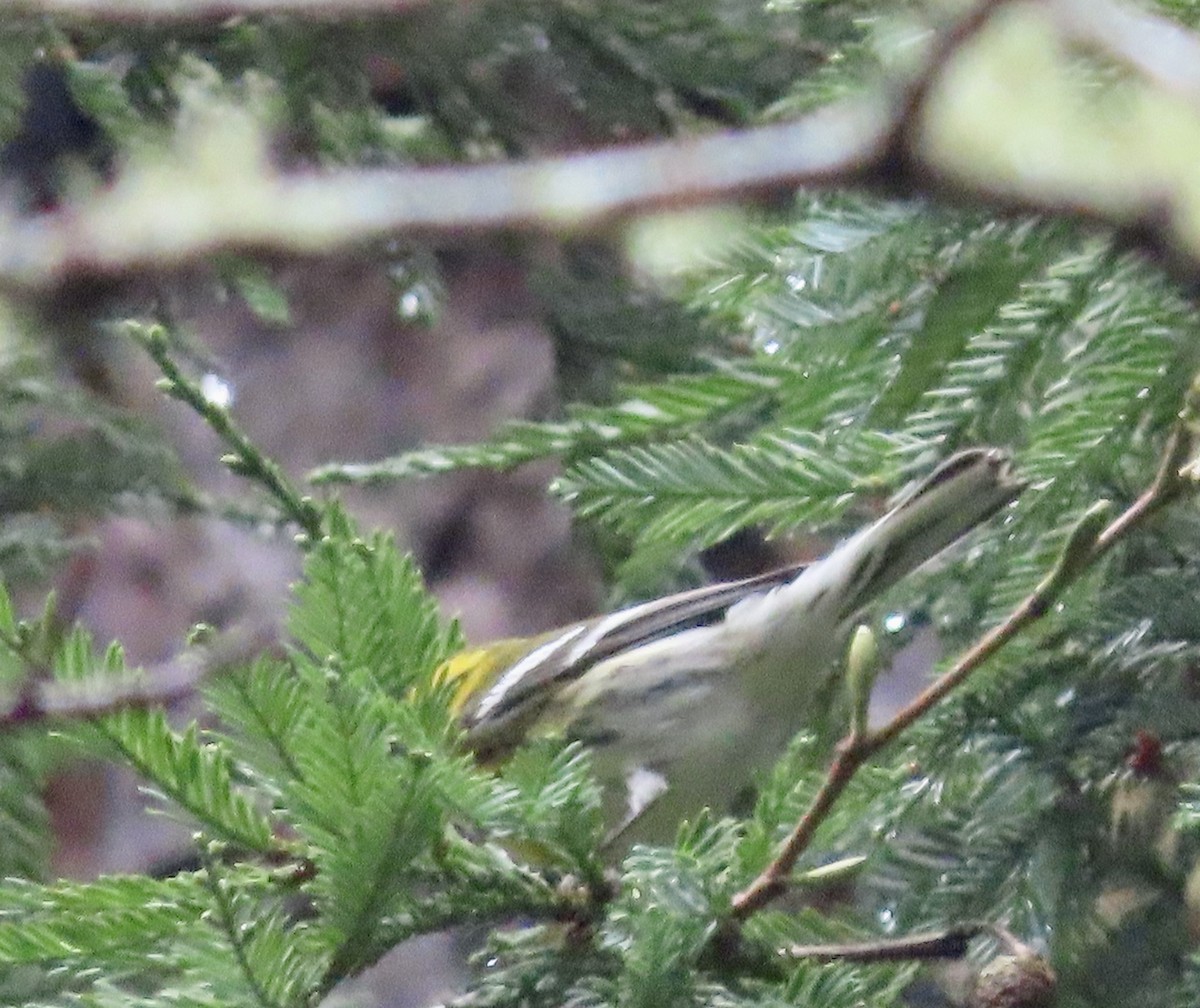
(1036, 500), (1112, 599)
(846, 624), (879, 740)
(186, 622), (215, 647)
(794, 854), (867, 887)
(220, 453), (254, 476)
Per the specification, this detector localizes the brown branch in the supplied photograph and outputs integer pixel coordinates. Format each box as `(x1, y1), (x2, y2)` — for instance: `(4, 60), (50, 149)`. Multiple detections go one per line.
(0, 103), (891, 293)
(0, 622), (277, 729)
(731, 418), (1195, 919)
(2, 0), (433, 20)
(880, 0), (1022, 161)
(787, 923), (985, 964)
(783, 920), (1040, 966)
(3, 0), (1200, 289)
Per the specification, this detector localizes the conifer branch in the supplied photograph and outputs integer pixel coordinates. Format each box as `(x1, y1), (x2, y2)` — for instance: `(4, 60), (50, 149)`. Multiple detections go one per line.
(731, 407), (1197, 919)
(199, 850), (287, 1008)
(130, 323), (325, 543)
(0, 622), (276, 729)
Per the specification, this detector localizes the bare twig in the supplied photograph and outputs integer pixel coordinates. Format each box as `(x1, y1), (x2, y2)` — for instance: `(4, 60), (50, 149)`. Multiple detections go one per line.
(3, 0), (433, 20)
(0, 622), (277, 729)
(880, 0), (1021, 161)
(1051, 0), (1200, 102)
(787, 923), (984, 963)
(3, 0), (1200, 289)
(133, 323), (326, 542)
(731, 418), (1195, 918)
(0, 103), (889, 292)
(785, 920), (1039, 966)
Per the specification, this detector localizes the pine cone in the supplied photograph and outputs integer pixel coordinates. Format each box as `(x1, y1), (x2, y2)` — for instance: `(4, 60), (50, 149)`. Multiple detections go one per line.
(971, 952), (1056, 1008)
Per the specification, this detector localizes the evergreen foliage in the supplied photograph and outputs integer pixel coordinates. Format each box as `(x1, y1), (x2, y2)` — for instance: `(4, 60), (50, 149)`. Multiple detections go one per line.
(0, 344), (189, 583)
(0, 2), (1198, 1008)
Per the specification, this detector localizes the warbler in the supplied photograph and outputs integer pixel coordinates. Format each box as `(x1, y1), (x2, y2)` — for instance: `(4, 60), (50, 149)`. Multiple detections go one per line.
(439, 448), (1024, 843)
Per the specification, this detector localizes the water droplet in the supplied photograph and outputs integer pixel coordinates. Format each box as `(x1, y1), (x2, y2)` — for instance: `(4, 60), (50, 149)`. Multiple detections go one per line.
(762, 339), (781, 355)
(200, 373), (233, 408)
(883, 611), (906, 633)
(398, 291), (422, 318)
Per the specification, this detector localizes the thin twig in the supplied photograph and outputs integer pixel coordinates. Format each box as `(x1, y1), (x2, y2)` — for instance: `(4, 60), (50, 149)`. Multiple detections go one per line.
(787, 923), (985, 963)
(782, 920), (1040, 965)
(0, 103), (889, 292)
(3, 1), (1200, 288)
(881, 0), (1020, 160)
(133, 323), (325, 542)
(731, 418), (1195, 918)
(3, 0), (433, 19)
(0, 622), (277, 729)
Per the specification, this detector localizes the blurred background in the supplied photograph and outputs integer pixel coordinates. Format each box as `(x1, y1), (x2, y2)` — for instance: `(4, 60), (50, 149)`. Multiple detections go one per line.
(4, 3), (1200, 1005)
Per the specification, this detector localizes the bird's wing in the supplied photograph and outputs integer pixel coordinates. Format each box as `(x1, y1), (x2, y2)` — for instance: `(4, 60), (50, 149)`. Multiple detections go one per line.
(459, 562), (807, 757)
(563, 562), (809, 671)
